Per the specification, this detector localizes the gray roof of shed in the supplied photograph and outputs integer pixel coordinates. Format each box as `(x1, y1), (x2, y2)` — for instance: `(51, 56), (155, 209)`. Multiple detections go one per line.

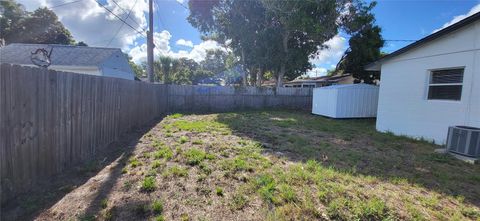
(0, 43), (122, 67)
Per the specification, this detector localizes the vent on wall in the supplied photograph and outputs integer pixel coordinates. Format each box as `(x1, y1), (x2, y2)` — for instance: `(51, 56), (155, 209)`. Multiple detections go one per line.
(446, 126), (480, 158)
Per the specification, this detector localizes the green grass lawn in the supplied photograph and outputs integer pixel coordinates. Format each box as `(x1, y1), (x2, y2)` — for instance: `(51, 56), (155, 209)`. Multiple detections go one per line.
(88, 111), (480, 220)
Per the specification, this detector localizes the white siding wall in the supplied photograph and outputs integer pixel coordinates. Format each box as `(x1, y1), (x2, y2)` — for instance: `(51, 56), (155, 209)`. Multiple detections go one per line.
(336, 86), (379, 118)
(100, 51), (135, 80)
(377, 21), (480, 144)
(312, 88), (337, 117)
(312, 84), (379, 118)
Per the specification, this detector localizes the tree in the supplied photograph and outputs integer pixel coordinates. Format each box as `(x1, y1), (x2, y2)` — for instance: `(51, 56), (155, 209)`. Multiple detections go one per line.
(336, 1), (384, 84)
(261, 0), (341, 87)
(76, 41), (88, 46)
(187, 0), (364, 87)
(201, 49), (228, 74)
(0, 1), (76, 45)
(0, 0), (26, 42)
(125, 54), (145, 79)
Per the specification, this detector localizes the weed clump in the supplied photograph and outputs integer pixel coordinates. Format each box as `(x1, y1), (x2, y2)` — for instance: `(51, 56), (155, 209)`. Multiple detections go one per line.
(183, 148), (207, 165)
(141, 177), (156, 192)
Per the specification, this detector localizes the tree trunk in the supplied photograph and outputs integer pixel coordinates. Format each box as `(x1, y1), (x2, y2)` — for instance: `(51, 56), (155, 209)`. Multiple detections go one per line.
(277, 33), (289, 88)
(241, 48), (247, 86)
(256, 66), (263, 87)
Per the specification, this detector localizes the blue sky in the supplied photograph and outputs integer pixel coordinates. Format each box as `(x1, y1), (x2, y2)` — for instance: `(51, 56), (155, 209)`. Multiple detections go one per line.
(373, 0), (479, 52)
(20, 0), (480, 76)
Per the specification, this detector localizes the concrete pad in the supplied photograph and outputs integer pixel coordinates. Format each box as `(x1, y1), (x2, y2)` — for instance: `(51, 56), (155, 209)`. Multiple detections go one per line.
(435, 148), (478, 164)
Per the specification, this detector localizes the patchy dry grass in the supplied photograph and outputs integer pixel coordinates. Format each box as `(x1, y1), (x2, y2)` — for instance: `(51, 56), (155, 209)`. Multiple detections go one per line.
(36, 111), (480, 221)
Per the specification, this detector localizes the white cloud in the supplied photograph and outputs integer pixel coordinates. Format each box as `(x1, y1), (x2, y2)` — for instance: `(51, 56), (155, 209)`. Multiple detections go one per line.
(433, 4), (480, 33)
(306, 67), (327, 78)
(309, 35), (347, 66)
(18, 0), (225, 64)
(176, 39), (194, 47)
(185, 40), (225, 62)
(129, 31), (225, 63)
(17, 0), (148, 49)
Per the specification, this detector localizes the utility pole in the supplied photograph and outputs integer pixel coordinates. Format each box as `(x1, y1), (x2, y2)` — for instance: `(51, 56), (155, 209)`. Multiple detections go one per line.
(147, 0), (154, 82)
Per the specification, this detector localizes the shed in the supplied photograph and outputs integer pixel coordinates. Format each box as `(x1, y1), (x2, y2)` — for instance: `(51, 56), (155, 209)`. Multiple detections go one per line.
(312, 84), (379, 118)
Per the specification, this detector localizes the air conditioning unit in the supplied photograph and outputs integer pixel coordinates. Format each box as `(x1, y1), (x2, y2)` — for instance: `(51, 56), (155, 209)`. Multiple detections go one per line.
(446, 126), (480, 158)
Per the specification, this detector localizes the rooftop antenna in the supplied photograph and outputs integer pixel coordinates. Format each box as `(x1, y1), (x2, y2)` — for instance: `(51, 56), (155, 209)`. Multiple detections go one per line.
(30, 47), (53, 68)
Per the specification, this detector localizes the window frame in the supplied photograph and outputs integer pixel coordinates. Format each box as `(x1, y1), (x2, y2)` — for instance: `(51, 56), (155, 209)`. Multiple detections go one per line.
(426, 67), (465, 101)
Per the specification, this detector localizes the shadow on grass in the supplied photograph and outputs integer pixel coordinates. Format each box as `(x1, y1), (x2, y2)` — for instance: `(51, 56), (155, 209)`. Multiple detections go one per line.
(0, 118), (163, 221)
(215, 110), (480, 207)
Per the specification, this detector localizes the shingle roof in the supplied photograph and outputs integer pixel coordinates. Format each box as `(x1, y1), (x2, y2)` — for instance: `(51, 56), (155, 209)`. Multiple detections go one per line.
(0, 43), (122, 67)
(285, 74), (352, 84)
(365, 11), (480, 70)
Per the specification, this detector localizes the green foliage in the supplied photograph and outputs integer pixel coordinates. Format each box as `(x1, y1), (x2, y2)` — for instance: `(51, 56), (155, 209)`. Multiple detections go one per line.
(152, 200), (163, 214)
(336, 2), (384, 84)
(155, 215), (165, 221)
(163, 165), (188, 177)
(230, 193), (248, 210)
(100, 199), (108, 209)
(179, 136), (189, 144)
(154, 147), (173, 160)
(141, 177), (156, 192)
(164, 120), (227, 133)
(215, 187), (224, 196)
(129, 158), (141, 168)
(0, 2), (75, 45)
(168, 113), (183, 119)
(126, 54), (145, 79)
(183, 148), (206, 165)
(254, 174), (277, 203)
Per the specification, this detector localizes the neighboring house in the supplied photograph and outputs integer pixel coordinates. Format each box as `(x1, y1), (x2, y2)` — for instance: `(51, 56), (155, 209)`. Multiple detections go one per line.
(365, 11), (480, 144)
(0, 43), (134, 80)
(283, 74), (354, 88)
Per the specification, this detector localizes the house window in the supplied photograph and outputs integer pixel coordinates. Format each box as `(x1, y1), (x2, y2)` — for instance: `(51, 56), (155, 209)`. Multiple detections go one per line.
(428, 68), (464, 101)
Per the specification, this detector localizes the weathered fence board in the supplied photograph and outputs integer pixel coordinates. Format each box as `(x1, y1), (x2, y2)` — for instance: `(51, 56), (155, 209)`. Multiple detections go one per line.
(0, 64), (312, 204)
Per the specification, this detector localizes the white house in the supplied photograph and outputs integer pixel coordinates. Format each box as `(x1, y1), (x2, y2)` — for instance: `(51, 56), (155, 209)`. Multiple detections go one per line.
(366, 12), (480, 144)
(0, 43), (135, 80)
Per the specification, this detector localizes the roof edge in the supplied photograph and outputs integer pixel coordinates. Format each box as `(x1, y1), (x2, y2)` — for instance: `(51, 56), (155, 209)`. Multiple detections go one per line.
(364, 11), (480, 70)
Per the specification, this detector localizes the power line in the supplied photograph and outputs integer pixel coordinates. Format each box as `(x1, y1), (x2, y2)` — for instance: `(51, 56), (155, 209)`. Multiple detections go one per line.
(110, 0), (147, 32)
(89, 31), (139, 46)
(175, 0), (188, 10)
(94, 0), (146, 37)
(107, 0), (139, 47)
(49, 0), (84, 9)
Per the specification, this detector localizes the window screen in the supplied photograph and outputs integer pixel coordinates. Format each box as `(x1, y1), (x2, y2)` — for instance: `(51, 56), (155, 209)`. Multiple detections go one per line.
(428, 68), (464, 101)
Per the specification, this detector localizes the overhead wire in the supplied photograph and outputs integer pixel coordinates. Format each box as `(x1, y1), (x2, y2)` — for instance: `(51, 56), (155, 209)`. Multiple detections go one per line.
(94, 0), (146, 37)
(107, 0), (140, 47)
(48, 0), (84, 9)
(110, 0), (147, 32)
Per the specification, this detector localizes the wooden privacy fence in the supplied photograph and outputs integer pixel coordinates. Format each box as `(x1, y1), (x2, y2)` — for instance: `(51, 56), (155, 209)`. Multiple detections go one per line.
(0, 64), (312, 204)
